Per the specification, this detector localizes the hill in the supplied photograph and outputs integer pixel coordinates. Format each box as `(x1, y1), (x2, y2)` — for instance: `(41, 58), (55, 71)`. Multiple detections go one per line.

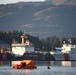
(0, 2), (76, 38)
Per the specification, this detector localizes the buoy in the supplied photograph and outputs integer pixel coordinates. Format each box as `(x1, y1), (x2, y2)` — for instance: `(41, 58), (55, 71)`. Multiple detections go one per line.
(47, 66), (50, 69)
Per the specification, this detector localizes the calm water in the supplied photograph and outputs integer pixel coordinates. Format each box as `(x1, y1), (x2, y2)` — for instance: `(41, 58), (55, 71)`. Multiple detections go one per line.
(0, 61), (76, 75)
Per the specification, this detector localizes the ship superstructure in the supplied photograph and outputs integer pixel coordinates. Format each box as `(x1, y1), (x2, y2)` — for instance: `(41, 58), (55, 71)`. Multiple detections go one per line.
(12, 33), (34, 56)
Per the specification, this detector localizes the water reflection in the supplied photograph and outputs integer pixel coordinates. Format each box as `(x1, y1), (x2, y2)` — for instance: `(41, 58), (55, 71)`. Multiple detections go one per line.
(25, 70), (31, 75)
(61, 61), (71, 67)
(0, 61), (11, 66)
(35, 61), (76, 67)
(0, 61), (76, 75)
(0, 61), (76, 67)
(11, 61), (21, 66)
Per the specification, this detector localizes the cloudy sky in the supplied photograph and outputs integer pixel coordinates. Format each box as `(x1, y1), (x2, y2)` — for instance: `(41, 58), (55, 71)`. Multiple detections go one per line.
(0, 0), (45, 4)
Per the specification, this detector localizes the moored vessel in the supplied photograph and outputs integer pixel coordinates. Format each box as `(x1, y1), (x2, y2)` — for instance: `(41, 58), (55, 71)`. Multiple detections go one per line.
(11, 33), (55, 61)
(52, 39), (76, 61)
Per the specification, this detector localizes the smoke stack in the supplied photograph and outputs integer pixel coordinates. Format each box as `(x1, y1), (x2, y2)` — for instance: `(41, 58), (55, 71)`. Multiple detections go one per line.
(21, 35), (25, 44)
(21, 33), (28, 44)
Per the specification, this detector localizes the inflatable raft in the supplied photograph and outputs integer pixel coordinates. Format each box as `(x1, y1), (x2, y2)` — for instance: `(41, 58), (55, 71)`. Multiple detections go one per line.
(13, 60), (37, 69)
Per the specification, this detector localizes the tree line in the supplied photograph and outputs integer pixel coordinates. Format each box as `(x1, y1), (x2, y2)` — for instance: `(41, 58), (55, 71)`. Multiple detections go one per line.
(0, 30), (76, 52)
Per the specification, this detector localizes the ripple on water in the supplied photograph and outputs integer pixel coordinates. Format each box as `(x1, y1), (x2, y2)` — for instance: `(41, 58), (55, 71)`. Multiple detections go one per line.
(0, 66), (76, 75)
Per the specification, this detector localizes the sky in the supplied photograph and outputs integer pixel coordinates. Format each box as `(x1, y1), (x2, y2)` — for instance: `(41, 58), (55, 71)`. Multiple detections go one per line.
(0, 0), (45, 4)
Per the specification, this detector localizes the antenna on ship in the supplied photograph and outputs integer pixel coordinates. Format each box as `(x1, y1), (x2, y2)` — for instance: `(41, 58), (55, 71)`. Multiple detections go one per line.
(68, 39), (72, 44)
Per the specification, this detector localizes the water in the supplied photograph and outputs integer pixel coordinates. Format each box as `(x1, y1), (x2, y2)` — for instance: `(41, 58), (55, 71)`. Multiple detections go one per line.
(0, 61), (76, 75)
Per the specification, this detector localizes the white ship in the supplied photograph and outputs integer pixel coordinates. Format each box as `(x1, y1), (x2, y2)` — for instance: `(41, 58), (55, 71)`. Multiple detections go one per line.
(11, 33), (34, 57)
(51, 40), (76, 60)
(69, 45), (76, 60)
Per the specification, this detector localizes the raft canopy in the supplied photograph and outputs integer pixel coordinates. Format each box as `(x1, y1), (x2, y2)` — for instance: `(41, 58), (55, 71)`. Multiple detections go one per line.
(22, 60), (35, 65)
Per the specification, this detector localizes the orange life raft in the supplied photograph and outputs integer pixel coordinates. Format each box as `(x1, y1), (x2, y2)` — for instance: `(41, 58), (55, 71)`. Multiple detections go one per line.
(13, 60), (37, 69)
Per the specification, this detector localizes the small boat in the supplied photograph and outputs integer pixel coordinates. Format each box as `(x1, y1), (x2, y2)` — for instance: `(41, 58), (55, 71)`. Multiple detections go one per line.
(13, 60), (37, 69)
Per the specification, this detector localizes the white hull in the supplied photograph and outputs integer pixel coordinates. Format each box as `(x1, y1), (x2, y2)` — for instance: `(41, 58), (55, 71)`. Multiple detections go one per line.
(53, 53), (64, 60)
(54, 41), (76, 60)
(53, 53), (76, 61)
(69, 53), (76, 60)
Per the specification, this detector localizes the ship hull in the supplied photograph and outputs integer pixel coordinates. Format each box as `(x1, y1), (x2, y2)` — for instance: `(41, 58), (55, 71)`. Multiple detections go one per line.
(53, 53), (76, 61)
(69, 53), (76, 60)
(52, 53), (64, 61)
(0, 52), (55, 61)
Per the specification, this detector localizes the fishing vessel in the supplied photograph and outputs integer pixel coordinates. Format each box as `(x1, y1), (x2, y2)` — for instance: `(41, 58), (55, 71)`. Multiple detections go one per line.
(52, 40), (76, 60)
